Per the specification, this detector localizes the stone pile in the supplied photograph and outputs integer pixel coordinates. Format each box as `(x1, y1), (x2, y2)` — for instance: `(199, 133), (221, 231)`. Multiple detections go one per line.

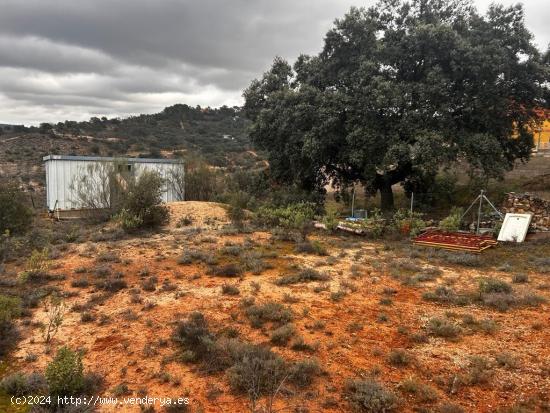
(502, 193), (550, 231)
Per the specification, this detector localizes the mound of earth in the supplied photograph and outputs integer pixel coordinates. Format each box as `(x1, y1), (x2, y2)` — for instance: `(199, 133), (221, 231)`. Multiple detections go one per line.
(167, 201), (228, 229)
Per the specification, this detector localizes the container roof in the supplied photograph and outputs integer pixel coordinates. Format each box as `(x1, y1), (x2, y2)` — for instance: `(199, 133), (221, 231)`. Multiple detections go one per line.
(43, 155), (183, 164)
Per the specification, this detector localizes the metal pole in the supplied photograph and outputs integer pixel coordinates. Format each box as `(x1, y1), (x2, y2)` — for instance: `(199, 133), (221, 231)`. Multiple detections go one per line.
(410, 192), (414, 216)
(476, 189), (484, 234)
(460, 194), (480, 221)
(351, 187), (355, 218)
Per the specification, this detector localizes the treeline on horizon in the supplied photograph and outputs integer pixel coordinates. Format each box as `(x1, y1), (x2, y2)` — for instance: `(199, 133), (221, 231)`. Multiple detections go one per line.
(0, 104), (255, 168)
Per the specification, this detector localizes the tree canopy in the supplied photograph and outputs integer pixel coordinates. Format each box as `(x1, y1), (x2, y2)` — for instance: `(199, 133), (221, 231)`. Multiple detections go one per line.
(244, 0), (549, 210)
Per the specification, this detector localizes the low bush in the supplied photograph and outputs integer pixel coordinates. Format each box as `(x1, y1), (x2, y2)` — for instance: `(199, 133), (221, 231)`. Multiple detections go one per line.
(172, 312), (215, 362)
(388, 349), (412, 367)
(464, 356), (493, 385)
(426, 317), (461, 339)
(438, 252), (480, 267)
(96, 277), (127, 293)
(209, 264), (242, 278)
(226, 344), (287, 399)
(178, 250), (217, 265)
(141, 277), (158, 292)
(345, 378), (398, 412)
(478, 278), (512, 295)
(270, 323), (296, 345)
(398, 377), (438, 402)
(275, 268), (329, 286)
(437, 403), (465, 413)
(221, 283), (240, 296)
(0, 294), (21, 356)
(288, 359), (321, 387)
(71, 278), (90, 288)
(226, 191), (248, 230)
(45, 347), (84, 398)
(0, 372), (47, 396)
(480, 292), (516, 311)
(295, 240), (328, 256)
(256, 203), (316, 241)
(245, 301), (293, 328)
(0, 182), (33, 235)
(438, 207), (463, 232)
(512, 273), (529, 284)
(422, 286), (458, 304)
(290, 336), (318, 353)
(112, 170), (170, 231)
(495, 352), (518, 369)
(393, 209), (426, 237)
(240, 252), (271, 275)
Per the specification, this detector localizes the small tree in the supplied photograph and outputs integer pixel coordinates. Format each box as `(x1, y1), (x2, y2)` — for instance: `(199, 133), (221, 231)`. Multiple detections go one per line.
(227, 191), (249, 230)
(70, 162), (119, 221)
(0, 295), (21, 356)
(45, 347), (84, 398)
(167, 163), (186, 201)
(114, 170), (169, 230)
(183, 157), (221, 201)
(0, 182), (33, 234)
(42, 293), (65, 344)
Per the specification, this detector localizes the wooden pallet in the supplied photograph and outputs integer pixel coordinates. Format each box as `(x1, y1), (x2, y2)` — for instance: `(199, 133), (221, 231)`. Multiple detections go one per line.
(413, 231), (498, 253)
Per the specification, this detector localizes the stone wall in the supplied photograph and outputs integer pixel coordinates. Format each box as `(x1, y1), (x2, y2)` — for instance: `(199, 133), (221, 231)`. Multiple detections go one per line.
(502, 193), (550, 231)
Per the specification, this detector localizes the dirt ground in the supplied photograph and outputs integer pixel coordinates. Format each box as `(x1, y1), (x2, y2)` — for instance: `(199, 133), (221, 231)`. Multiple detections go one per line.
(2, 203), (550, 413)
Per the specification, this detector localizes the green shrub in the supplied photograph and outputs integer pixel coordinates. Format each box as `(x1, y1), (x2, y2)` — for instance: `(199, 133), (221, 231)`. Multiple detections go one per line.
(227, 191), (249, 230)
(221, 283), (240, 296)
(172, 312), (215, 362)
(275, 268), (329, 286)
(512, 273), (529, 284)
(437, 403), (465, 413)
(439, 207), (463, 231)
(270, 323), (296, 345)
(388, 349), (412, 366)
(0, 294), (21, 325)
(288, 359), (321, 387)
(226, 345), (287, 399)
(398, 377), (438, 402)
(345, 378), (398, 412)
(209, 264), (242, 278)
(0, 372), (47, 396)
(426, 317), (461, 339)
(113, 208), (144, 231)
(18, 248), (51, 283)
(113, 170), (169, 231)
(256, 203), (315, 241)
(393, 209), (426, 237)
(0, 294), (21, 355)
(478, 278), (512, 295)
(464, 356), (493, 385)
(0, 182), (33, 234)
(45, 347), (84, 398)
(322, 207), (340, 232)
(245, 302), (293, 328)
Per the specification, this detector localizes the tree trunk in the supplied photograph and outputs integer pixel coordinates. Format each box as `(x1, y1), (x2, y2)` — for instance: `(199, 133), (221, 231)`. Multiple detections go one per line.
(379, 182), (394, 212)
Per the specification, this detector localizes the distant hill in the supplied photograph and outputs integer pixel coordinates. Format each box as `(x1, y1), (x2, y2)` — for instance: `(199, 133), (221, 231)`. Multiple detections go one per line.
(0, 104), (263, 200)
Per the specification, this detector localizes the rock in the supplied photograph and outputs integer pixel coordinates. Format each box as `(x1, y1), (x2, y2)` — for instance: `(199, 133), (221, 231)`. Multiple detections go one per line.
(502, 193), (550, 231)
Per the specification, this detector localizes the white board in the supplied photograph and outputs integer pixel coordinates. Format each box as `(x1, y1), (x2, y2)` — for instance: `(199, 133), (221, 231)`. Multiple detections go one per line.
(497, 213), (532, 243)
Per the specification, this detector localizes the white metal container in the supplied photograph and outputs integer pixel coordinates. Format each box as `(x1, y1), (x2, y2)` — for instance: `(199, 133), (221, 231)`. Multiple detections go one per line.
(43, 155), (184, 211)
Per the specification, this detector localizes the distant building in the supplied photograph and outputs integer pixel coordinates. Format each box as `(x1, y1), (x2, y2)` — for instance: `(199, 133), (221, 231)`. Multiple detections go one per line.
(43, 155), (184, 212)
(533, 110), (550, 152)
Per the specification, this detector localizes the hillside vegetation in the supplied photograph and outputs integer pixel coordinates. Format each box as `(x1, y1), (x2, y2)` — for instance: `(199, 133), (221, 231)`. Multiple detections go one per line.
(0, 104), (259, 198)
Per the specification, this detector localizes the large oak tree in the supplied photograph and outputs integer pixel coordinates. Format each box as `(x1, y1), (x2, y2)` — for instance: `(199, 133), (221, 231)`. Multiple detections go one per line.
(244, 0), (549, 210)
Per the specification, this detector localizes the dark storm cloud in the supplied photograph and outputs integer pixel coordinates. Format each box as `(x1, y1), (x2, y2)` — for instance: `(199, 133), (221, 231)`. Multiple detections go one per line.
(0, 0), (548, 125)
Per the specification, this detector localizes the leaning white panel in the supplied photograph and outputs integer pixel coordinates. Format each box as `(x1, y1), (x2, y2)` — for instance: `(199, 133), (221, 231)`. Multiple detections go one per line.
(497, 213), (532, 243)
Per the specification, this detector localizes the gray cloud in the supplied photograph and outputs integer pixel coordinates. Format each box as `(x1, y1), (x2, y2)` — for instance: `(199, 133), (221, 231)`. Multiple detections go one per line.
(0, 0), (548, 125)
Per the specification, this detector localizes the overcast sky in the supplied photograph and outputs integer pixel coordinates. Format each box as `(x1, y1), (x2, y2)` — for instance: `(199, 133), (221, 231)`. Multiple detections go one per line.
(0, 0), (548, 126)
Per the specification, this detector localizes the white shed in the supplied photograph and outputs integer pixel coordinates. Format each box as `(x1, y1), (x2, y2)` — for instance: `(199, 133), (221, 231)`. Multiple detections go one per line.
(43, 155), (184, 211)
